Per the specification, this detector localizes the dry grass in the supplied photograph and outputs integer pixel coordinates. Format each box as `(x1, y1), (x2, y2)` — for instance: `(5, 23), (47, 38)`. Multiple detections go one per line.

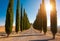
(0, 26), (15, 33)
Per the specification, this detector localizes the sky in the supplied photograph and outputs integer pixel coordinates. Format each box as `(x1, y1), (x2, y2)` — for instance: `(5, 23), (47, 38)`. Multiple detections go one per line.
(0, 0), (60, 26)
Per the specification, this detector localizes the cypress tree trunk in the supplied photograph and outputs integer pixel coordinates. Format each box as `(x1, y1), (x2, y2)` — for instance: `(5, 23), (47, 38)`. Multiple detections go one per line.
(15, 0), (20, 33)
(5, 0), (14, 37)
(50, 0), (57, 39)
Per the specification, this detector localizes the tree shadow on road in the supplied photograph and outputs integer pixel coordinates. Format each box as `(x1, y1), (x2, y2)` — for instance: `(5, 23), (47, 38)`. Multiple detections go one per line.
(0, 34), (44, 38)
(29, 38), (54, 41)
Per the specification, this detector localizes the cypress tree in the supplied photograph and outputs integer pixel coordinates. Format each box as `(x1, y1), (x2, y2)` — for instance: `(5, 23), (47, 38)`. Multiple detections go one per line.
(50, 0), (57, 39)
(42, 0), (47, 35)
(15, 0), (20, 33)
(5, 0), (14, 37)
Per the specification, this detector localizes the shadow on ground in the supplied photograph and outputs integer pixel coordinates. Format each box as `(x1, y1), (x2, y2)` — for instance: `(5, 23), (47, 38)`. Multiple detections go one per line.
(0, 34), (44, 38)
(29, 38), (54, 41)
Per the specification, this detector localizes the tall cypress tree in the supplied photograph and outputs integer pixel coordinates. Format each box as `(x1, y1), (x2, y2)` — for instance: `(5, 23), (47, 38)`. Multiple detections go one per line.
(15, 0), (20, 33)
(50, 0), (57, 39)
(5, 0), (14, 37)
(42, 0), (47, 35)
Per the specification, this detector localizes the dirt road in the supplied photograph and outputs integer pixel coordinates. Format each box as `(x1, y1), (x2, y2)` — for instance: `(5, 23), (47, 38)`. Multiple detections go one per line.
(0, 25), (60, 41)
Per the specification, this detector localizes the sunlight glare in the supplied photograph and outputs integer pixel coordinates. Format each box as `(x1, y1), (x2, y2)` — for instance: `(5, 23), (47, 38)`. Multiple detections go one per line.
(45, 3), (52, 13)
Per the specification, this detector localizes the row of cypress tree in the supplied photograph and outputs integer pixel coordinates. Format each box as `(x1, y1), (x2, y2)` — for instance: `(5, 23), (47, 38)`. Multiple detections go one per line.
(33, 0), (57, 39)
(22, 9), (30, 30)
(33, 4), (42, 33)
(33, 0), (47, 35)
(5, 0), (30, 37)
(20, 6), (30, 32)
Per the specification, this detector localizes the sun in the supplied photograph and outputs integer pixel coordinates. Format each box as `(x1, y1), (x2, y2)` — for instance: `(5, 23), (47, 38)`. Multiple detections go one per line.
(45, 3), (52, 12)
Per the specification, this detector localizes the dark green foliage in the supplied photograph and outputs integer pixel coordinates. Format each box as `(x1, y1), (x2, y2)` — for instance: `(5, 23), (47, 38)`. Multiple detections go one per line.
(33, 4), (43, 32)
(20, 5), (23, 32)
(23, 9), (30, 30)
(5, 0), (14, 37)
(50, 0), (57, 39)
(15, 0), (20, 33)
(33, 18), (41, 31)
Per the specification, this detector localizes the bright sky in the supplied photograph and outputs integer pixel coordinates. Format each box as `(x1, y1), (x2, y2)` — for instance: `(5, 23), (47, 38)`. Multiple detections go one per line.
(0, 0), (60, 26)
